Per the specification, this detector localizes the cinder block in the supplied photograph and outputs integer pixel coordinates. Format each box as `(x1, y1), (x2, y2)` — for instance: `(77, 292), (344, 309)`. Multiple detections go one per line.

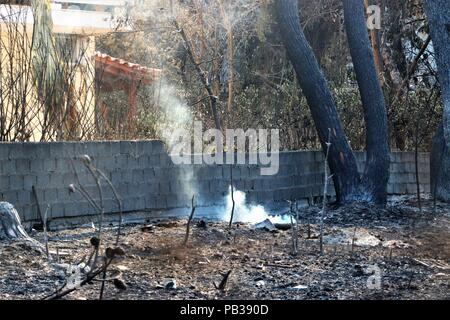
(43, 158), (57, 172)
(17, 190), (31, 204)
(156, 195), (167, 209)
(0, 175), (10, 190)
(143, 169), (154, 182)
(23, 175), (36, 190)
(169, 181), (182, 193)
(151, 140), (166, 154)
(1, 159), (16, 173)
(34, 143), (51, 159)
(401, 152), (414, 162)
(8, 143), (24, 159)
(57, 187), (77, 202)
(132, 169), (144, 183)
(120, 141), (133, 154)
(141, 141), (153, 155)
(30, 159), (44, 173)
(134, 197), (145, 211)
(166, 195), (178, 209)
(149, 155), (161, 167)
(145, 195), (157, 209)
(407, 183), (417, 194)
(197, 180), (210, 193)
(110, 142), (121, 157)
(96, 156), (115, 171)
(15, 159), (30, 173)
(111, 171), (122, 185)
(55, 158), (72, 173)
(210, 166), (224, 179)
(127, 156), (139, 169)
(50, 203), (65, 219)
(159, 182), (170, 195)
(116, 183), (128, 197)
(49, 174), (64, 188)
(115, 154), (128, 168)
(70, 201), (87, 216)
(177, 194), (192, 208)
(121, 170), (133, 183)
(0, 145), (9, 160)
(95, 142), (112, 157)
(10, 176), (24, 190)
(62, 173), (76, 186)
(128, 183), (143, 197)
(64, 202), (82, 217)
(256, 191), (274, 203)
(1, 191), (17, 203)
(146, 182), (159, 195)
(49, 143), (64, 158)
(394, 183), (407, 194)
(138, 155), (149, 168)
(21, 205), (35, 222)
(44, 189), (58, 202)
(160, 153), (173, 167)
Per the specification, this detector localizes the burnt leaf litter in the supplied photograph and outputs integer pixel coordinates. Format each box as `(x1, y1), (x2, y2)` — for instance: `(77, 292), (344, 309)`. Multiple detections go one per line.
(0, 196), (448, 300)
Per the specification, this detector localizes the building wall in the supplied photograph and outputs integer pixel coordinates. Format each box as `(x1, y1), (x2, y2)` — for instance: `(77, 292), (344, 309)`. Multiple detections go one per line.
(0, 141), (431, 223)
(0, 13), (97, 141)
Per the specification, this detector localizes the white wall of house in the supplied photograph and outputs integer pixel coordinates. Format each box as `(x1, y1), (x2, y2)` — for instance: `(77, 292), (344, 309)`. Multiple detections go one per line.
(0, 0), (132, 35)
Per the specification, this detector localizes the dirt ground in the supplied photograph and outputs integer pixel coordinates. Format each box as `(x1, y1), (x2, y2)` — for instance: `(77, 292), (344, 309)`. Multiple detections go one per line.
(0, 196), (449, 300)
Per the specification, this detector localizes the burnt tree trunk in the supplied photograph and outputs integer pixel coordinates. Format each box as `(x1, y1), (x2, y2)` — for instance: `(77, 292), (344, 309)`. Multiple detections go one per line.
(0, 202), (30, 240)
(273, 0), (360, 204)
(343, 0), (390, 205)
(273, 0), (389, 205)
(425, 0), (450, 201)
(0, 202), (45, 254)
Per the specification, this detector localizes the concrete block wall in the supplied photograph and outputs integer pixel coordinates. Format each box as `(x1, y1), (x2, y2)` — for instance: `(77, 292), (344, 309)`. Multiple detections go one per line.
(0, 141), (431, 222)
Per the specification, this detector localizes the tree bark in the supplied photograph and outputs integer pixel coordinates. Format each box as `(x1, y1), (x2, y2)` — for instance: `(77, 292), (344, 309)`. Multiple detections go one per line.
(273, 0), (361, 204)
(0, 202), (31, 240)
(0, 202), (45, 253)
(274, 0), (389, 205)
(343, 0), (390, 205)
(425, 0), (450, 201)
(174, 20), (223, 132)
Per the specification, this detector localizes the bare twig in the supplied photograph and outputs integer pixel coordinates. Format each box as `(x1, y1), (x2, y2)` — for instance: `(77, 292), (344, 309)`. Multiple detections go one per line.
(320, 130), (332, 254)
(214, 269), (232, 292)
(31, 186), (45, 227)
(95, 170), (123, 246)
(228, 167), (236, 228)
(289, 200), (298, 256)
(183, 195), (197, 246)
(43, 204), (51, 261)
(351, 227), (357, 254)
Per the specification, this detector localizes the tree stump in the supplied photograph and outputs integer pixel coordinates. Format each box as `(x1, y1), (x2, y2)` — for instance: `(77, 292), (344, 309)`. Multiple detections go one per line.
(0, 202), (30, 240)
(0, 202), (44, 253)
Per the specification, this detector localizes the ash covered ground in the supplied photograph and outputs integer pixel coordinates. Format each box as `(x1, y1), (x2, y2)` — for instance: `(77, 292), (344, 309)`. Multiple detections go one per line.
(0, 196), (449, 300)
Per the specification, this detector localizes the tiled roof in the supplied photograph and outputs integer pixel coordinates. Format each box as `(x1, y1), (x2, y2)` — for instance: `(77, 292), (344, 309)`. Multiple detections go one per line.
(94, 51), (162, 85)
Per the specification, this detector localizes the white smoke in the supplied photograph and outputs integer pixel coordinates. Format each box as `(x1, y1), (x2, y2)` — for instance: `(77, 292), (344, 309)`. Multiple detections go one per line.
(155, 78), (198, 199)
(221, 186), (293, 225)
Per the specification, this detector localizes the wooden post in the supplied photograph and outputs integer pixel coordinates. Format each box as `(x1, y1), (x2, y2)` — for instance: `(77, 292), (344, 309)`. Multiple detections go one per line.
(127, 80), (138, 136)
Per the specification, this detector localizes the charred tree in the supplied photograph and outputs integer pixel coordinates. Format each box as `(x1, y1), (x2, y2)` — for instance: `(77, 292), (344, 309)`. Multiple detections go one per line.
(343, 0), (390, 204)
(0, 202), (44, 253)
(0, 202), (30, 241)
(425, 0), (450, 201)
(273, 0), (389, 205)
